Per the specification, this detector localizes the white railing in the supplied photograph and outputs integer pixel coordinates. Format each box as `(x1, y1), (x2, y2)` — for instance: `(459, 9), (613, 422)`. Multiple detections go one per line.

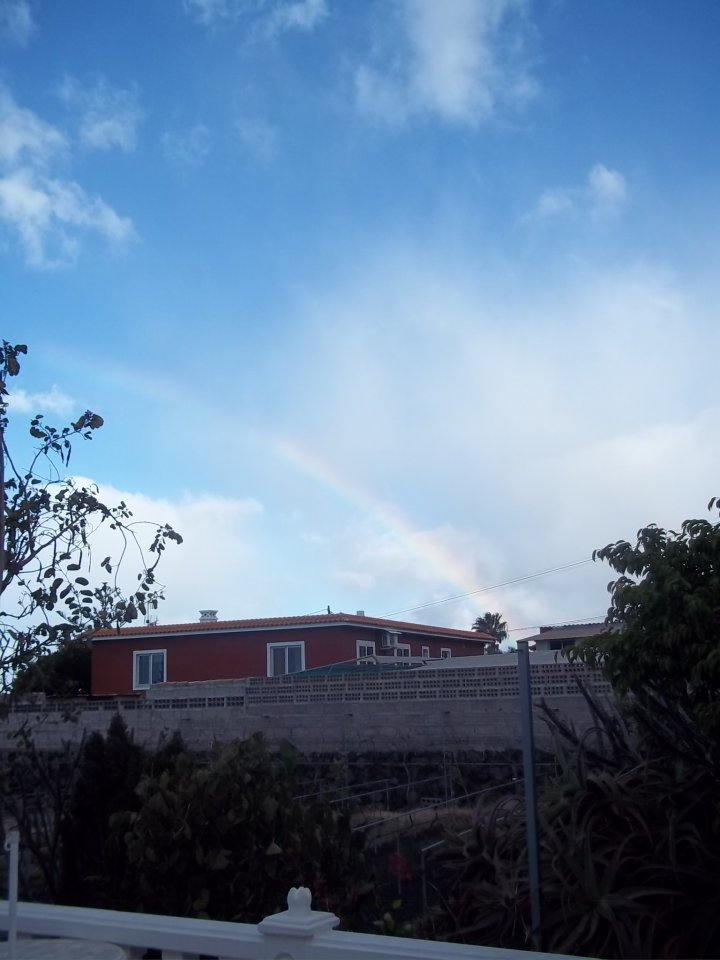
(0, 886), (584, 960)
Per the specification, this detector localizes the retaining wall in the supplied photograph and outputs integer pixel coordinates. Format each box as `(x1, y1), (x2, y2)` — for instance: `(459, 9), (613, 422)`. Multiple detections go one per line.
(0, 660), (612, 753)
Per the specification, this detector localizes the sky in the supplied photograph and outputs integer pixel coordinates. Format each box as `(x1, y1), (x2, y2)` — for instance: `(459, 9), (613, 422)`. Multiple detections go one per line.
(2, 0), (720, 638)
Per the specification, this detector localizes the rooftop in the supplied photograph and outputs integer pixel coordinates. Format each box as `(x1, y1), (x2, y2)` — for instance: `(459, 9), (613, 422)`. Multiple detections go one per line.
(93, 612), (494, 643)
(525, 622), (607, 642)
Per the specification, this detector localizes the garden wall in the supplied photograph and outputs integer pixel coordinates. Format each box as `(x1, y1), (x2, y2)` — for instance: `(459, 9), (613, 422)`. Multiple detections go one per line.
(0, 658), (612, 752)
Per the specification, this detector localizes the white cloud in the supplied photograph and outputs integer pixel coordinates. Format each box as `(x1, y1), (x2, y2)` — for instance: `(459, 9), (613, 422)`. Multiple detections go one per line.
(0, 0), (34, 46)
(356, 0), (537, 126)
(534, 188), (574, 218)
(182, 0), (229, 25)
(587, 162), (627, 213)
(183, 0), (328, 35)
(0, 86), (135, 267)
(241, 245), (720, 633)
(7, 385), (75, 415)
(531, 162), (628, 220)
(0, 88), (65, 166)
(162, 123), (211, 166)
(0, 167), (134, 267)
(266, 0), (328, 35)
(234, 116), (279, 160)
(58, 76), (142, 153)
(72, 482), (265, 624)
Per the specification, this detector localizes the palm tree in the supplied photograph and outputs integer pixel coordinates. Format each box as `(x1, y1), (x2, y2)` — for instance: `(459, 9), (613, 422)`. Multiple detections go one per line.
(471, 612), (508, 652)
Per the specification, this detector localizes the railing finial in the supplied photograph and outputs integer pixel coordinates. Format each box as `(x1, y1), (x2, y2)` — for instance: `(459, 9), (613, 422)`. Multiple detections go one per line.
(286, 886), (313, 914)
(258, 887), (340, 938)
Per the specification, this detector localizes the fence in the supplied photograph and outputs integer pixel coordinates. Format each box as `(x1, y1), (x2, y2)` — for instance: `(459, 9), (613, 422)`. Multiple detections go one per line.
(0, 886), (585, 960)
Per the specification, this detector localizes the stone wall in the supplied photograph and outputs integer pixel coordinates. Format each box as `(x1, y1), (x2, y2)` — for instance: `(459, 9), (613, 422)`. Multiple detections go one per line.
(0, 658), (612, 753)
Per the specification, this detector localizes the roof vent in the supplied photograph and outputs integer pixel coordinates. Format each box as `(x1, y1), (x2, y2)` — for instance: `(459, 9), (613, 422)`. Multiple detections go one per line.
(356, 609), (365, 617)
(199, 609), (218, 622)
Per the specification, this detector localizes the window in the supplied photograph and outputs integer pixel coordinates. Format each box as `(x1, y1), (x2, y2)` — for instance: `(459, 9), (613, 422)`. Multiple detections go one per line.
(267, 641), (305, 676)
(133, 649), (166, 690)
(394, 644), (411, 658)
(440, 648), (452, 659)
(357, 640), (375, 660)
(421, 645), (430, 658)
(550, 639), (576, 651)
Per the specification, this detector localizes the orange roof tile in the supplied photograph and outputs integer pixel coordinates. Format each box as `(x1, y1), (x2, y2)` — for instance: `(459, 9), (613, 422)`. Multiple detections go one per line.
(92, 611), (493, 643)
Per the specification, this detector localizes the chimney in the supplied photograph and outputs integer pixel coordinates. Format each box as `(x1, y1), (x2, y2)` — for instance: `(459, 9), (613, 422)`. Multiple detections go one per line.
(199, 609), (218, 622)
(356, 610), (365, 617)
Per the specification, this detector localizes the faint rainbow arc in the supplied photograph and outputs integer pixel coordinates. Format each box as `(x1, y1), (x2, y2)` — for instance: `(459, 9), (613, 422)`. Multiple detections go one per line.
(269, 434), (485, 615)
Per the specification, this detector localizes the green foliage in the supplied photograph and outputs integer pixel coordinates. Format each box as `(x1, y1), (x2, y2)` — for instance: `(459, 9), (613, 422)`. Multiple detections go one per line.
(122, 733), (369, 924)
(0, 736), (82, 901)
(373, 899), (413, 937)
(0, 719), (189, 909)
(471, 612), (508, 649)
(59, 714), (144, 908)
(429, 699), (720, 958)
(571, 497), (720, 738)
(11, 639), (91, 697)
(0, 341), (182, 689)
(433, 501), (720, 957)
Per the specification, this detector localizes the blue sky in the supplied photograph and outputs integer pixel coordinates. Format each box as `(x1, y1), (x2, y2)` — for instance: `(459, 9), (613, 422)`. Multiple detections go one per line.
(2, 0), (720, 636)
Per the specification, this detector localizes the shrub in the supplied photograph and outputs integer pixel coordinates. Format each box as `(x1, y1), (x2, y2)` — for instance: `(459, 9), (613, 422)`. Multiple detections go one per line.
(121, 733), (369, 924)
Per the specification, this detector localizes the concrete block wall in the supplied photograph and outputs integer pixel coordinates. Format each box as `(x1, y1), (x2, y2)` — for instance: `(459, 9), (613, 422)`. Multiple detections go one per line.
(0, 660), (610, 753)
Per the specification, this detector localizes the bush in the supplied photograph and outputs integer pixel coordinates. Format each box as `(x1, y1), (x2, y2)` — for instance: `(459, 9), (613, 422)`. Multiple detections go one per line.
(121, 733), (369, 924)
(427, 695), (720, 958)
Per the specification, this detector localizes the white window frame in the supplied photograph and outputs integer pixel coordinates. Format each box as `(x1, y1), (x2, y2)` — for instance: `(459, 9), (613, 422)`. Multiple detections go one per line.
(356, 640), (376, 661)
(421, 645), (430, 658)
(394, 644), (411, 658)
(440, 647), (452, 659)
(267, 640), (306, 677)
(133, 649), (167, 690)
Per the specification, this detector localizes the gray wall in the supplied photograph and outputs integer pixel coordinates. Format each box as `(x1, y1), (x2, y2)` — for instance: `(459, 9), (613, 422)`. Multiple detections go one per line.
(0, 658), (612, 753)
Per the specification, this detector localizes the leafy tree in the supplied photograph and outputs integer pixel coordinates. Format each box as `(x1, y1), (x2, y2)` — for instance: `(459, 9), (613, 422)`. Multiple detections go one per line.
(0, 737), (82, 901)
(571, 497), (720, 739)
(471, 612), (508, 650)
(431, 500), (720, 958)
(59, 714), (144, 909)
(0, 341), (182, 689)
(11, 638), (91, 697)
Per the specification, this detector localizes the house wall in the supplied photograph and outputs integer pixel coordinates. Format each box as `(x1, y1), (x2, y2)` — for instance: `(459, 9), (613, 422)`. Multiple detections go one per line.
(91, 626), (487, 696)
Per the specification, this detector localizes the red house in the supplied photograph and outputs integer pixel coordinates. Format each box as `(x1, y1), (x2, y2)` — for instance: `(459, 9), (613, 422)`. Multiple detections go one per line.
(91, 611), (494, 697)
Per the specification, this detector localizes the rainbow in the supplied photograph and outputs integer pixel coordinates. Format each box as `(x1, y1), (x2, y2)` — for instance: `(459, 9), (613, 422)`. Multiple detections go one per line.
(43, 350), (488, 617)
(269, 433), (486, 616)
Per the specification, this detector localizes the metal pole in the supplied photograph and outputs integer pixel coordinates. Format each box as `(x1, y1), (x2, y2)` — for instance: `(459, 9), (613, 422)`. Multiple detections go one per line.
(5, 826), (19, 960)
(517, 640), (542, 950)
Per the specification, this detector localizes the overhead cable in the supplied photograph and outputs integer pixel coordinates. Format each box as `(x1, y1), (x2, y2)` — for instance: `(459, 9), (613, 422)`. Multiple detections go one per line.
(381, 557), (593, 618)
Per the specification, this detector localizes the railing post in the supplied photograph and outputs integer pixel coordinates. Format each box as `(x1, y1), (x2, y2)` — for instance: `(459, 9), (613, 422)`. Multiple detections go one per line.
(258, 887), (340, 952)
(3, 824), (19, 960)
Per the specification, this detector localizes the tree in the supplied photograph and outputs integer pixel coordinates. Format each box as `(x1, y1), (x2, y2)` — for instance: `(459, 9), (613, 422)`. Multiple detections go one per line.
(11, 637), (91, 697)
(571, 497), (720, 739)
(471, 612), (508, 650)
(432, 502), (720, 958)
(0, 341), (182, 689)
(60, 713), (144, 909)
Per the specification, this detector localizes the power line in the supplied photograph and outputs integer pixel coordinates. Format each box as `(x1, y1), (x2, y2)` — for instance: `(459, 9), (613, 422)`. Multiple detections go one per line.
(381, 557), (593, 618)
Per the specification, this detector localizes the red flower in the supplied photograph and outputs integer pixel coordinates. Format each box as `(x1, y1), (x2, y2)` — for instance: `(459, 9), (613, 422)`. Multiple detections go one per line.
(387, 851), (412, 881)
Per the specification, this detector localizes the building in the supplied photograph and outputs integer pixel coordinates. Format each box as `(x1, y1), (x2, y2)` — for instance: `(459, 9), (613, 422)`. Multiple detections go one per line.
(90, 611), (494, 696)
(524, 622), (607, 652)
